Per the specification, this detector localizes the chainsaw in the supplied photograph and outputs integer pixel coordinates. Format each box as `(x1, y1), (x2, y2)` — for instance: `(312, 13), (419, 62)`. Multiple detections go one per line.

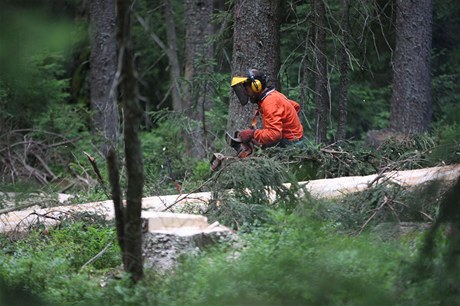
(210, 110), (260, 171)
(210, 130), (254, 171)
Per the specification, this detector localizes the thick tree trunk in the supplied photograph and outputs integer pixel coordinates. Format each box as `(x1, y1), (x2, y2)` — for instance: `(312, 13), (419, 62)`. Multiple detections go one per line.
(116, 0), (144, 282)
(390, 0), (432, 134)
(314, 0), (329, 144)
(89, 0), (118, 156)
(227, 0), (281, 134)
(183, 0), (214, 158)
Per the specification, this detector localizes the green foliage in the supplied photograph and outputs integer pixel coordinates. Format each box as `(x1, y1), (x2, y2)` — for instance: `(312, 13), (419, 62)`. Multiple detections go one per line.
(34, 102), (90, 139)
(306, 140), (379, 179)
(1, 221), (120, 272)
(0, 54), (71, 128)
(150, 214), (401, 306)
(141, 75), (230, 194)
(283, 132), (451, 182)
(203, 132), (453, 231)
(432, 74), (460, 125)
(0, 219), (121, 305)
(203, 71), (232, 151)
(375, 133), (438, 169)
(396, 176), (460, 306)
(429, 123), (460, 164)
(141, 111), (187, 195)
(211, 157), (299, 205)
(0, 278), (48, 306)
(0, 4), (87, 187)
(312, 181), (442, 234)
(1, 180), (458, 306)
(189, 159), (213, 183)
(347, 83), (392, 137)
(12, 223), (120, 271)
(0, 6), (76, 128)
(48, 221), (120, 270)
(206, 155), (301, 229)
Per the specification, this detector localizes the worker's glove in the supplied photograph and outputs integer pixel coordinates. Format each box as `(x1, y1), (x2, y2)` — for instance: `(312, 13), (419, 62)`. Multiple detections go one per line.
(238, 129), (255, 142)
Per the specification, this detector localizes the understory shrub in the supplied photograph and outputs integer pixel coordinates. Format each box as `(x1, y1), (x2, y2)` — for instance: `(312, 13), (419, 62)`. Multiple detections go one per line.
(396, 176), (460, 306)
(0, 221), (120, 274)
(149, 213), (403, 306)
(0, 182), (457, 306)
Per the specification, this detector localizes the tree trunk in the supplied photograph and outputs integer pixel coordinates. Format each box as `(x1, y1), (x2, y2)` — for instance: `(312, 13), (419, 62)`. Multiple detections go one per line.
(314, 0), (329, 144)
(89, 0), (118, 156)
(390, 0), (432, 134)
(116, 0), (144, 282)
(164, 0), (183, 112)
(183, 0), (215, 158)
(213, 0), (230, 72)
(336, 0), (350, 141)
(107, 148), (124, 254)
(227, 0), (281, 134)
(301, 9), (315, 132)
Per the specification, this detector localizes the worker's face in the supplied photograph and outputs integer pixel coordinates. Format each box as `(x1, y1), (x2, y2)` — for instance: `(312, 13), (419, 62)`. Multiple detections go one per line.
(232, 81), (258, 106)
(232, 83), (249, 106)
(244, 83), (256, 97)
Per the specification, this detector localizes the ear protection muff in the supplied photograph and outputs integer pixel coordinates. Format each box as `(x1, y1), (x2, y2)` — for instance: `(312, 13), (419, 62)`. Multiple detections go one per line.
(247, 69), (262, 93)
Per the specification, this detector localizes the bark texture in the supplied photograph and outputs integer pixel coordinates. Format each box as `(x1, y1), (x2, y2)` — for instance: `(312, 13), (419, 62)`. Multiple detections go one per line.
(116, 0), (144, 282)
(313, 0), (329, 144)
(89, 0), (118, 156)
(164, 0), (183, 112)
(227, 0), (281, 133)
(336, 0), (350, 141)
(390, 0), (432, 134)
(183, 0), (215, 158)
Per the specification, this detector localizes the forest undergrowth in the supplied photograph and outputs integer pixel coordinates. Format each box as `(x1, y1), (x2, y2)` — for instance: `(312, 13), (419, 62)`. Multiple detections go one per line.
(0, 177), (459, 306)
(0, 128), (459, 306)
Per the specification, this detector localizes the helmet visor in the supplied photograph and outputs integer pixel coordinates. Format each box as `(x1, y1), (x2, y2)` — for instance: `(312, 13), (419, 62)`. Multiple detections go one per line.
(231, 83), (249, 106)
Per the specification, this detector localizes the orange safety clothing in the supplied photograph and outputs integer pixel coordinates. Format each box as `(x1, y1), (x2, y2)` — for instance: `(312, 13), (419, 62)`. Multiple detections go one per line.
(253, 89), (304, 146)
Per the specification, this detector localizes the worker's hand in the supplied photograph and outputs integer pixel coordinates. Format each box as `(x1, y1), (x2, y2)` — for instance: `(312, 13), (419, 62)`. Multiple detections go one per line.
(238, 129), (255, 142)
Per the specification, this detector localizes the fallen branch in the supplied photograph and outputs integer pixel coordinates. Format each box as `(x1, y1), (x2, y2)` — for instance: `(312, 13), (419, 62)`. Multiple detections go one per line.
(0, 202), (40, 215)
(84, 151), (110, 198)
(80, 239), (114, 271)
(161, 175), (216, 212)
(0, 129), (80, 185)
(358, 196), (389, 234)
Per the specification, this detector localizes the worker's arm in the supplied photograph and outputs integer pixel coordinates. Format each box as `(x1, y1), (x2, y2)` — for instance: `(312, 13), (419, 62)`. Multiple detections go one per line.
(254, 99), (283, 145)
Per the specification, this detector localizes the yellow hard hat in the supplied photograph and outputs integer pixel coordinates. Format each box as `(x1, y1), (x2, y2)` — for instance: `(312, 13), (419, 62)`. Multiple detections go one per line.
(231, 76), (249, 87)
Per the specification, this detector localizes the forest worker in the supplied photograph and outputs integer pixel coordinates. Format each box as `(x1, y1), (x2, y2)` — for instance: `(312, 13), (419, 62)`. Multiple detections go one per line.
(230, 68), (304, 148)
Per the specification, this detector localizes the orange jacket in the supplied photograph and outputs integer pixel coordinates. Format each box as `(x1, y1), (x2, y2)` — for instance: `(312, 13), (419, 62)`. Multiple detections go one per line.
(254, 89), (304, 146)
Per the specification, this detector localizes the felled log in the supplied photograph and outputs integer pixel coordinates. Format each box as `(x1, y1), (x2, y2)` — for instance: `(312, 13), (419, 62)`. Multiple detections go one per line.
(1, 164), (458, 234)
